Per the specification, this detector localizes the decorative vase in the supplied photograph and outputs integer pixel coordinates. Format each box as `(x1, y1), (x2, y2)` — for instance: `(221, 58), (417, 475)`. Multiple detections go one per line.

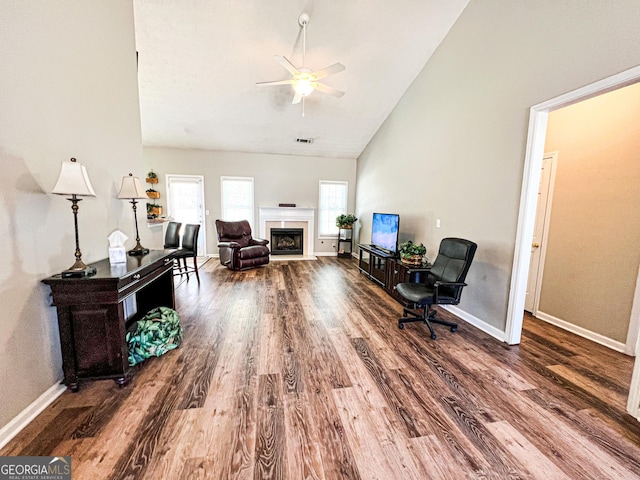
(147, 191), (160, 199)
(339, 224), (353, 229)
(401, 254), (423, 266)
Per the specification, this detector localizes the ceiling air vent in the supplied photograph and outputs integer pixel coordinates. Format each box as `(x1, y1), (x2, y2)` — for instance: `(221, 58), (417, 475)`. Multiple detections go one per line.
(296, 138), (314, 144)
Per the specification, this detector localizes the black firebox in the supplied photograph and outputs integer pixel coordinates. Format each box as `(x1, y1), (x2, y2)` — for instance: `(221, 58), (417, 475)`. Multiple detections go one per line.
(270, 228), (303, 255)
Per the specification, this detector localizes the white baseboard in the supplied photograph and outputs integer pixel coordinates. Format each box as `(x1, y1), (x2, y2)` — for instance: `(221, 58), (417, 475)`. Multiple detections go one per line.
(0, 382), (66, 450)
(315, 252), (337, 257)
(444, 305), (507, 342)
(535, 311), (627, 354)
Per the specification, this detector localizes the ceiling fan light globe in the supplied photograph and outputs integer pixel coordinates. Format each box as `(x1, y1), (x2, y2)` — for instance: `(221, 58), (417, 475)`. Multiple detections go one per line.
(293, 79), (315, 97)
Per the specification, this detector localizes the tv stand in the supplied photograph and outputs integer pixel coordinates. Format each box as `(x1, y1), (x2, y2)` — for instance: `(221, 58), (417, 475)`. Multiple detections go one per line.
(357, 244), (394, 286)
(357, 244), (431, 304)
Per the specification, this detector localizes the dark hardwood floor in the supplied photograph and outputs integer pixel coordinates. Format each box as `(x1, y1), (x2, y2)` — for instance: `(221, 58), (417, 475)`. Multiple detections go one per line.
(3, 257), (640, 479)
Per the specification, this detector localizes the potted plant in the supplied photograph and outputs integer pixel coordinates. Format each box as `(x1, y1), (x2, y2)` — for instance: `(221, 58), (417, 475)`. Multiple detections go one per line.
(146, 170), (158, 184)
(398, 240), (427, 266)
(146, 187), (160, 199)
(336, 213), (358, 229)
(146, 203), (162, 218)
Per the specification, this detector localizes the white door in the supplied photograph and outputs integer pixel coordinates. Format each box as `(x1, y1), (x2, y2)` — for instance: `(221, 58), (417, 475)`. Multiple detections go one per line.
(166, 175), (206, 255)
(524, 152), (557, 313)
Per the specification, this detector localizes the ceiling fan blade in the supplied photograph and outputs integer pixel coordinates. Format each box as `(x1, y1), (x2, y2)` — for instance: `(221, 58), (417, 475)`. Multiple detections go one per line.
(274, 55), (299, 75)
(314, 83), (345, 98)
(292, 92), (302, 104)
(312, 63), (345, 80)
(256, 79), (294, 86)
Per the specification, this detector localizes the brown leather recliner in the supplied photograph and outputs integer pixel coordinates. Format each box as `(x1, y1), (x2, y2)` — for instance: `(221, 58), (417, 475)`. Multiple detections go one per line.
(215, 219), (270, 270)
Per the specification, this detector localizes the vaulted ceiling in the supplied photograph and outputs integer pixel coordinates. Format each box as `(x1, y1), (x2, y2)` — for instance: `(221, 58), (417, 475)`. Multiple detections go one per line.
(133, 1), (469, 159)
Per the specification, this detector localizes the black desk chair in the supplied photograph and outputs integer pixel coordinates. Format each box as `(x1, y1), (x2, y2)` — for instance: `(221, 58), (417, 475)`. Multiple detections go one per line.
(174, 223), (201, 283)
(164, 221), (182, 249)
(396, 237), (477, 339)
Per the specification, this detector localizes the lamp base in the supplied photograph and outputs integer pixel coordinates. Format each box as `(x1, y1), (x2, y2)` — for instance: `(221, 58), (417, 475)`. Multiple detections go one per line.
(61, 265), (97, 278)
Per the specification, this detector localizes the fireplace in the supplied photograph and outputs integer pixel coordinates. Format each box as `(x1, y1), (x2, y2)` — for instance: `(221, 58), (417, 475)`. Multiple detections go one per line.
(271, 228), (304, 255)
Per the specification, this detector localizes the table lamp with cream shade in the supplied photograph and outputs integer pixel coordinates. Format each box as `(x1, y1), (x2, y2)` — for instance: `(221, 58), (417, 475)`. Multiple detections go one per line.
(52, 157), (97, 277)
(117, 173), (149, 256)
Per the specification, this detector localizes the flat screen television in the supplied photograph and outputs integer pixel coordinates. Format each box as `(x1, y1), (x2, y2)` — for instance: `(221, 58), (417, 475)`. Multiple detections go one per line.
(371, 212), (400, 254)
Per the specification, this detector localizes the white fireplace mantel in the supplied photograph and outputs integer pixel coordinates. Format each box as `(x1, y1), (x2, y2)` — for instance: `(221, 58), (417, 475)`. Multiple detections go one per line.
(259, 207), (315, 256)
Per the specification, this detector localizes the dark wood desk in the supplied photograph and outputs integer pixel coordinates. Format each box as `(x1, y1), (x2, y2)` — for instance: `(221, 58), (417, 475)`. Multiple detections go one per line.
(42, 250), (176, 391)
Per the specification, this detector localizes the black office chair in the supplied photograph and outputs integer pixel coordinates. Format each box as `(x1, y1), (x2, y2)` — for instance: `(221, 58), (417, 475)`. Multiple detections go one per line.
(164, 221), (182, 249)
(173, 223), (201, 283)
(396, 237), (477, 339)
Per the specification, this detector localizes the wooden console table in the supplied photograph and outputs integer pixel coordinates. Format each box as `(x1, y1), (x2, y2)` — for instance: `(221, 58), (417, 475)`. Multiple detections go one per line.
(42, 249), (177, 391)
(358, 244), (431, 305)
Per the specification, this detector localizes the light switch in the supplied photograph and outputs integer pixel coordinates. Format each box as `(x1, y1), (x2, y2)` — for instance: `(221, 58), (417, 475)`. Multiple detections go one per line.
(435, 218), (441, 228)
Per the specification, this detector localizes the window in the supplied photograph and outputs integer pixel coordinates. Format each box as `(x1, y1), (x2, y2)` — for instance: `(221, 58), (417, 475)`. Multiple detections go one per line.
(318, 180), (348, 237)
(221, 176), (254, 228)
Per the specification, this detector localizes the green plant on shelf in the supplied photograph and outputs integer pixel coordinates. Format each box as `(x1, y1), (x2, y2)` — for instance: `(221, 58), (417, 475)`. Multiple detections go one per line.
(147, 170), (157, 179)
(336, 213), (357, 228)
(398, 240), (426, 263)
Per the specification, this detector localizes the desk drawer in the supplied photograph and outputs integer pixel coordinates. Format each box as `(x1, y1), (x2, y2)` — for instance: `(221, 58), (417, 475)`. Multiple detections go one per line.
(117, 256), (173, 292)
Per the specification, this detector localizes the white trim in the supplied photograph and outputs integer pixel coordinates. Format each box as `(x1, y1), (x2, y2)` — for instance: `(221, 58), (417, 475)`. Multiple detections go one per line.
(505, 107), (548, 345)
(0, 382), (66, 450)
(507, 65), (640, 346)
(535, 311), (627, 353)
(443, 306), (506, 343)
(628, 319), (640, 418)
(626, 263), (640, 355)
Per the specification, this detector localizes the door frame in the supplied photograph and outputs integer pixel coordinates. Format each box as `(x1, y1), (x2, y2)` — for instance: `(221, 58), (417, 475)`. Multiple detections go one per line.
(504, 64), (640, 419)
(525, 151), (558, 315)
(165, 174), (207, 256)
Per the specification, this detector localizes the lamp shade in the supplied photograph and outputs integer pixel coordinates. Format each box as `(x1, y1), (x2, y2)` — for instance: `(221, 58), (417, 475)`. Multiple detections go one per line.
(117, 173), (147, 199)
(52, 158), (96, 196)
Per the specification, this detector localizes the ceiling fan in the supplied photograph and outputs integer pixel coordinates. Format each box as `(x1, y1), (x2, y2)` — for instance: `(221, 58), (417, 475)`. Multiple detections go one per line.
(257, 13), (345, 113)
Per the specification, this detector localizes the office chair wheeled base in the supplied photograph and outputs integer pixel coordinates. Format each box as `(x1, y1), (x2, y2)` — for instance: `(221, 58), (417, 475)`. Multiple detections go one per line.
(398, 304), (458, 340)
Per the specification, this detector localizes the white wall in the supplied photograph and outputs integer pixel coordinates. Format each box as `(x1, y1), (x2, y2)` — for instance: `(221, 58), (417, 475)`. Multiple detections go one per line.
(0, 1), (144, 431)
(356, 0), (640, 334)
(142, 148), (357, 255)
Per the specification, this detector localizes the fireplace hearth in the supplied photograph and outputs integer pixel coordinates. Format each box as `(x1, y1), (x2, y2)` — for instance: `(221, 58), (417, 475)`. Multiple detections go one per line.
(271, 228), (303, 255)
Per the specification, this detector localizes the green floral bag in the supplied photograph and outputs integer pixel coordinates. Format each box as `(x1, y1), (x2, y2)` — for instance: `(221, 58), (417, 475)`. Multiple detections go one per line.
(126, 306), (183, 366)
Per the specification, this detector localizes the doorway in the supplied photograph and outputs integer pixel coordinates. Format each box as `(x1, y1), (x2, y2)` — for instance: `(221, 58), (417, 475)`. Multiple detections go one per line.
(505, 65), (640, 419)
(166, 174), (207, 256)
(524, 152), (557, 314)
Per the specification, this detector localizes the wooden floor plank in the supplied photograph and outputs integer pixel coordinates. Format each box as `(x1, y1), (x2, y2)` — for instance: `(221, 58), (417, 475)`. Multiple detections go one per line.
(547, 363), (629, 409)
(282, 393), (325, 480)
(2, 257), (640, 480)
(485, 420), (570, 480)
(254, 373), (286, 480)
(331, 387), (400, 479)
